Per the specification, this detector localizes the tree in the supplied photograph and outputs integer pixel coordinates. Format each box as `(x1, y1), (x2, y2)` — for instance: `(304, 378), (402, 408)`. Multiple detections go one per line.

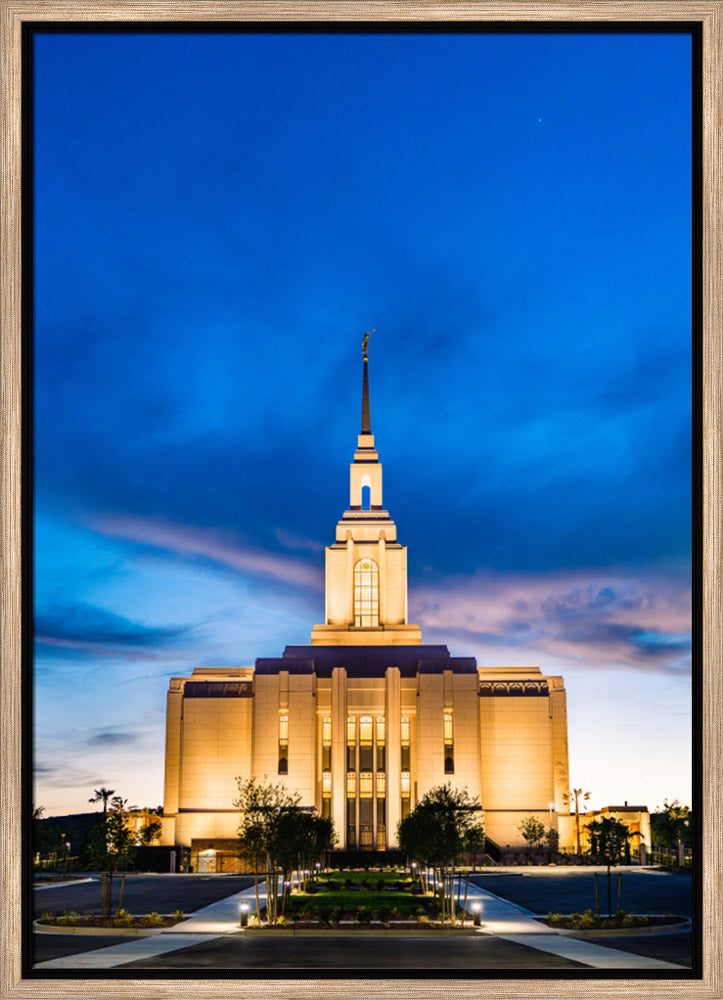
(234, 777), (333, 925)
(137, 821), (163, 846)
(587, 815), (630, 916)
(88, 787), (116, 821)
(544, 827), (560, 855)
(563, 787), (590, 854)
(518, 816), (545, 857)
(397, 784), (483, 925)
(653, 800), (690, 863)
(86, 794), (136, 919)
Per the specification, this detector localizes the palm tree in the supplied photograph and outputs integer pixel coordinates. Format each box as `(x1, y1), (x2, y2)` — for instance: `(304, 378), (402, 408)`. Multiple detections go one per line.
(88, 787), (116, 821)
(563, 788), (590, 855)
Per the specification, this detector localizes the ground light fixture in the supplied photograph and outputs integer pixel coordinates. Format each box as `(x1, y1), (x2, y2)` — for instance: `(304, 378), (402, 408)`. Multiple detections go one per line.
(239, 903), (249, 928)
(472, 902), (482, 927)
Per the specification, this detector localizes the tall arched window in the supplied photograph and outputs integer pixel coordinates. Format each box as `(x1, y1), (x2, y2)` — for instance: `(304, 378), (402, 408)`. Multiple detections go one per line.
(354, 558), (379, 627)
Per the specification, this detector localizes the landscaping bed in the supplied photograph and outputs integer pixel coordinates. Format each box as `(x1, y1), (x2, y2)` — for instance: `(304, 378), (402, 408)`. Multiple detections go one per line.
(37, 908), (186, 931)
(244, 871), (474, 928)
(537, 910), (689, 932)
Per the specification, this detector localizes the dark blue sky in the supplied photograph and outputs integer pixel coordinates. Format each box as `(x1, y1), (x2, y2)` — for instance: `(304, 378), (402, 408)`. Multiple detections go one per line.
(33, 30), (692, 814)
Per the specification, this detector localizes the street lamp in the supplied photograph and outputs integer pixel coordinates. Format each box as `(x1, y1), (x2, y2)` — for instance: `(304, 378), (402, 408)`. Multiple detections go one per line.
(239, 903), (249, 928)
(472, 902), (482, 927)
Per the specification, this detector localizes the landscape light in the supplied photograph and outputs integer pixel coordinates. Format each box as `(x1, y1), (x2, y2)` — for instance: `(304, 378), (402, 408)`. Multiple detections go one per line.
(239, 903), (249, 928)
(472, 902), (482, 927)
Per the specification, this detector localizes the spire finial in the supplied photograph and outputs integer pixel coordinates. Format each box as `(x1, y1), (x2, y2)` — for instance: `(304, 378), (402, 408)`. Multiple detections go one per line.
(362, 327), (375, 361)
(361, 328), (375, 434)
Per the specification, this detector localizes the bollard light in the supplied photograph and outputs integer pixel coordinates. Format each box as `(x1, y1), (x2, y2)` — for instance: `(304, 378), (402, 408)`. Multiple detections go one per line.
(472, 902), (482, 927)
(239, 903), (249, 928)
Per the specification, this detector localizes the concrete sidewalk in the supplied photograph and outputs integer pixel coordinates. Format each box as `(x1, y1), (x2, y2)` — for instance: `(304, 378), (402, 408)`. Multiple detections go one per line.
(35, 879), (686, 971)
(461, 881), (685, 970)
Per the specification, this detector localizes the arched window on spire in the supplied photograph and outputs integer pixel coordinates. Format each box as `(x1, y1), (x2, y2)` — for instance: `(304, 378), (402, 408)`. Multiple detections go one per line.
(354, 559), (379, 627)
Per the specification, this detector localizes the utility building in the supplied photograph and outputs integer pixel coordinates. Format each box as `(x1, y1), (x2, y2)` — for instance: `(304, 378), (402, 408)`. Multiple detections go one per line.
(161, 346), (570, 865)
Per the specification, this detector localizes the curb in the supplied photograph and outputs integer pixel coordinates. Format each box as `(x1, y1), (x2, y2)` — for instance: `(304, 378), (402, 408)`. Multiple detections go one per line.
(32, 918), (189, 937)
(236, 927), (480, 936)
(534, 916), (691, 937)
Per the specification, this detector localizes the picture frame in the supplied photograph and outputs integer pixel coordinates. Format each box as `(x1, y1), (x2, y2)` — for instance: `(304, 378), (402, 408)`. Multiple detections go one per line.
(2, 2), (720, 998)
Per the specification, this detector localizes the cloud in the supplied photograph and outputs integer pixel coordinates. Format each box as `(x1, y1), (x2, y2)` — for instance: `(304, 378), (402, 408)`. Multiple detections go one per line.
(91, 515), (324, 592)
(34, 602), (191, 660)
(86, 731), (140, 748)
(411, 570), (691, 675)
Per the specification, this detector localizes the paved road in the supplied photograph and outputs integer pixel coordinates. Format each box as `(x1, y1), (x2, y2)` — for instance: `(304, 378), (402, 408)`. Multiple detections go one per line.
(32, 870), (695, 971)
(581, 930), (693, 968)
(116, 933), (587, 970)
(469, 871), (692, 917)
(33, 874), (253, 918)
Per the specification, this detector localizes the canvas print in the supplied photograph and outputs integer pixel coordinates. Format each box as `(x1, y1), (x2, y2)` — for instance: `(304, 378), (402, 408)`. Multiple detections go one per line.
(31, 27), (694, 974)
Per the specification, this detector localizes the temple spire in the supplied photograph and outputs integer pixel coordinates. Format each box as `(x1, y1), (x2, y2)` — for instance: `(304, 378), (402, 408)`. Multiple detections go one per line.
(361, 328), (375, 434)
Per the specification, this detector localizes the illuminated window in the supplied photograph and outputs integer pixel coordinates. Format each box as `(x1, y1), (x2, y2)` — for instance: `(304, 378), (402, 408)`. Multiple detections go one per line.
(401, 715), (411, 771)
(322, 771), (332, 796)
(354, 559), (379, 627)
(347, 716), (356, 771)
(401, 771), (411, 796)
(376, 716), (386, 770)
(359, 715), (373, 769)
(359, 772), (373, 797)
(359, 716), (373, 745)
(376, 772), (386, 797)
(346, 772), (356, 796)
(322, 716), (332, 771)
(444, 711), (454, 774)
(278, 714), (289, 775)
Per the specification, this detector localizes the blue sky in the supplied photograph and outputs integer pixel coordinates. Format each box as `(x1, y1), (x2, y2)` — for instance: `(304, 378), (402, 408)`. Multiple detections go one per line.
(33, 29), (692, 817)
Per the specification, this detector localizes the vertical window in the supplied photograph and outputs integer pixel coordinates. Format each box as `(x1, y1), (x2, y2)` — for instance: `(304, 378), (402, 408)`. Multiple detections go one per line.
(322, 715), (332, 771)
(354, 559), (379, 627)
(401, 770), (411, 818)
(376, 716), (386, 771)
(346, 715), (356, 771)
(400, 715), (411, 771)
(444, 711), (454, 774)
(359, 715), (373, 770)
(278, 714), (289, 775)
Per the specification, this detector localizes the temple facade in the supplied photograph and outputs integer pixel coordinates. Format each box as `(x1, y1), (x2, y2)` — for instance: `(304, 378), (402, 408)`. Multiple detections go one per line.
(161, 350), (571, 863)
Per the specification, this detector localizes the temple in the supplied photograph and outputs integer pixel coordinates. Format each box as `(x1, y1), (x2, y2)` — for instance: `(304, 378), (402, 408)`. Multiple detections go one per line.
(161, 343), (572, 868)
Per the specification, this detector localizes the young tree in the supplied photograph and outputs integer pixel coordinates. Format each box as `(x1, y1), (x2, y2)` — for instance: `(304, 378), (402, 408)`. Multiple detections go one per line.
(563, 788), (590, 855)
(587, 815), (630, 915)
(397, 784), (482, 925)
(544, 827), (560, 856)
(518, 816), (545, 858)
(86, 794), (136, 919)
(234, 777), (333, 925)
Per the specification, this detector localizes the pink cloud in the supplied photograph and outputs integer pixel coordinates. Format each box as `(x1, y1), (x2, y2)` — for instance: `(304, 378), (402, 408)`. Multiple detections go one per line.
(92, 515), (324, 592)
(410, 570), (691, 674)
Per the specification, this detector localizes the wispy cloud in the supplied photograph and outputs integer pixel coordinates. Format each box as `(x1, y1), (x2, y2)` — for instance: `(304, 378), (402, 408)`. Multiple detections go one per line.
(86, 730), (140, 748)
(412, 570), (691, 675)
(35, 602), (191, 660)
(92, 516), (324, 592)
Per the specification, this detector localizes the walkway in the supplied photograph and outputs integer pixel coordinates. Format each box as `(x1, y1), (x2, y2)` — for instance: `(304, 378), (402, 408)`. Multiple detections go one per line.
(34, 880), (686, 971)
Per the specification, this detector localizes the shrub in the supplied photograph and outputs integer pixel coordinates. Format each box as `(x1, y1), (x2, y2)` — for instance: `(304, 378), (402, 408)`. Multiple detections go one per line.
(327, 905), (343, 925)
(578, 911), (597, 929)
(376, 878), (386, 891)
(171, 909), (185, 922)
(356, 905), (371, 923)
(114, 909), (135, 927)
(142, 911), (164, 927)
(548, 912), (563, 924)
